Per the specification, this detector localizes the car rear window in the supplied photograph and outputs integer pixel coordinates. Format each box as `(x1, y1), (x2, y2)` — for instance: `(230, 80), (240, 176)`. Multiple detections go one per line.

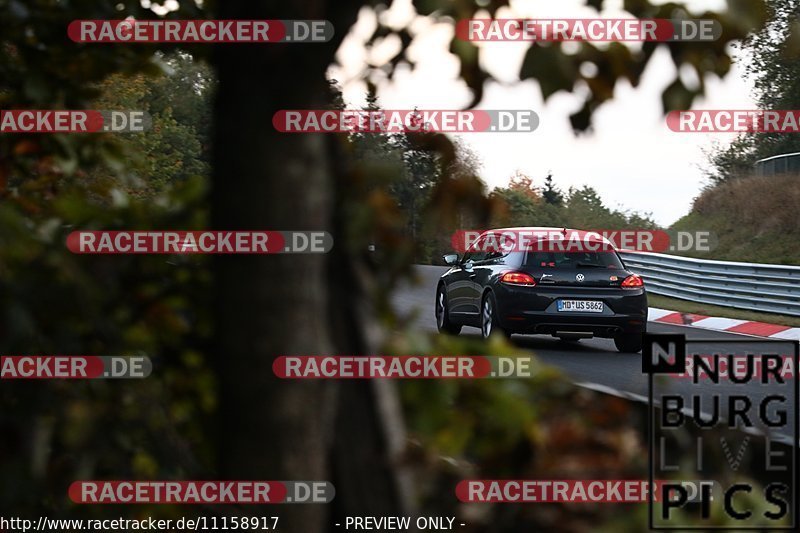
(523, 251), (624, 269)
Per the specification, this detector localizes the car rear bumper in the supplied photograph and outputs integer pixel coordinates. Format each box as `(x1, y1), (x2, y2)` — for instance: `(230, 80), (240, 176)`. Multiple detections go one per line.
(493, 285), (647, 337)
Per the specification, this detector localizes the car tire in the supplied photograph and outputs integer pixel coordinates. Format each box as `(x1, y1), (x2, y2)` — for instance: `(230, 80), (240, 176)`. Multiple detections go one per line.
(436, 285), (462, 335)
(614, 332), (643, 353)
(481, 292), (508, 340)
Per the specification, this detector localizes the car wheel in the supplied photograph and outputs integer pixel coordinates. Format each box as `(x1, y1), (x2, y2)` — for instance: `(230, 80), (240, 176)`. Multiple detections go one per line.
(481, 292), (509, 340)
(436, 285), (462, 335)
(614, 333), (643, 353)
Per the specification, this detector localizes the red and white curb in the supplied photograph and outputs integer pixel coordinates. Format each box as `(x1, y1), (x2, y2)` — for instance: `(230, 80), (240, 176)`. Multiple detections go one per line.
(648, 307), (800, 340)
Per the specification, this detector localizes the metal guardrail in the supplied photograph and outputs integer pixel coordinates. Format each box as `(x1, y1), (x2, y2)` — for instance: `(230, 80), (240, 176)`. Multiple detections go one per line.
(754, 152), (800, 176)
(618, 251), (800, 317)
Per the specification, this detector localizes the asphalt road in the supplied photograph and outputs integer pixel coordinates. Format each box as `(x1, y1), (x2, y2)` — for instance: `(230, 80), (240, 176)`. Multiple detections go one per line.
(394, 265), (799, 445)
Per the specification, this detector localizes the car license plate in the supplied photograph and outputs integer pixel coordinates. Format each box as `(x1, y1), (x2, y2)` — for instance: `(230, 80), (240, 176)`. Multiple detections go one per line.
(557, 300), (604, 313)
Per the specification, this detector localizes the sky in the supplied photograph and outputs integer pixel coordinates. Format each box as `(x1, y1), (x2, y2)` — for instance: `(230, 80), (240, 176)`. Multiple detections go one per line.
(329, 0), (757, 226)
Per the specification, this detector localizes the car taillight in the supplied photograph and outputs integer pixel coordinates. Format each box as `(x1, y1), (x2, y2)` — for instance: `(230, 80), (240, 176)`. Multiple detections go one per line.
(621, 274), (644, 288)
(500, 272), (537, 286)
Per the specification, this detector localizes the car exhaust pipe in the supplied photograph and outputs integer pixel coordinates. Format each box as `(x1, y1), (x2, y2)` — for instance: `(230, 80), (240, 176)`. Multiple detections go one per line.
(555, 331), (594, 339)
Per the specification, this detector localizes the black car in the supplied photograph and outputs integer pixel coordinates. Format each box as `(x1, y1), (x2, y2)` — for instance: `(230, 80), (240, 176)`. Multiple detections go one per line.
(435, 228), (648, 352)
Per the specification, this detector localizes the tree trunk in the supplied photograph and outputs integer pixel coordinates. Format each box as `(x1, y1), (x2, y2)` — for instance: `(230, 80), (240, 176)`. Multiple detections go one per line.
(212, 2), (410, 530)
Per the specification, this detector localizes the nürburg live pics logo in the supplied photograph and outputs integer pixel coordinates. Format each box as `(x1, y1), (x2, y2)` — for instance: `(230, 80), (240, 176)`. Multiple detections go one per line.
(644, 333), (799, 529)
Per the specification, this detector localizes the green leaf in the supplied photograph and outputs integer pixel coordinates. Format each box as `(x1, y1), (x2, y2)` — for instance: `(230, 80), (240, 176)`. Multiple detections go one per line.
(520, 44), (577, 101)
(661, 77), (697, 113)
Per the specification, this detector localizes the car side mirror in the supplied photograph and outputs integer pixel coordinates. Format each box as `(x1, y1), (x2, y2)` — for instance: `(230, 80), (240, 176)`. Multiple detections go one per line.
(443, 253), (459, 265)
